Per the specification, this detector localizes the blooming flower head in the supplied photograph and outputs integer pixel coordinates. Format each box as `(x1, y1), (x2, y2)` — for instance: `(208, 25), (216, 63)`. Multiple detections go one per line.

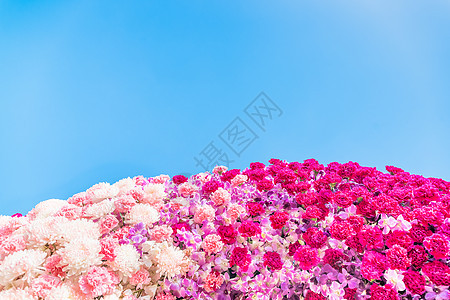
(79, 266), (119, 298)
(229, 247), (251, 272)
(202, 234), (224, 255)
(263, 251), (283, 271)
(203, 270), (224, 292)
(384, 269), (406, 292)
(293, 245), (319, 270)
(270, 211), (289, 230)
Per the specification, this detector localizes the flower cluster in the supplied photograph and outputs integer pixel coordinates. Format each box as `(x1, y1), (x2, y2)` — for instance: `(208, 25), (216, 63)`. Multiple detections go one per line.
(1, 159), (450, 299)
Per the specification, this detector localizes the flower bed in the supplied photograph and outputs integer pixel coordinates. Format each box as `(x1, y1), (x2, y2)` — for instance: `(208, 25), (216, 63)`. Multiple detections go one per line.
(1, 159), (450, 299)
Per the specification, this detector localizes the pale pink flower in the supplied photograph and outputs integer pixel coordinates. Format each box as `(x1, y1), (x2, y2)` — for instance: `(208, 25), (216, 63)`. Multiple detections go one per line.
(155, 292), (176, 300)
(231, 174), (248, 186)
(210, 188), (231, 206)
(152, 175), (170, 184)
(114, 193), (137, 213)
(150, 225), (173, 243)
(202, 234), (224, 255)
(100, 215), (120, 234)
(54, 204), (83, 220)
(31, 274), (62, 298)
(178, 183), (198, 198)
(142, 183), (166, 210)
(79, 266), (119, 298)
(194, 205), (215, 224)
(226, 203), (246, 222)
(213, 165), (228, 174)
(129, 268), (151, 289)
(196, 172), (211, 183)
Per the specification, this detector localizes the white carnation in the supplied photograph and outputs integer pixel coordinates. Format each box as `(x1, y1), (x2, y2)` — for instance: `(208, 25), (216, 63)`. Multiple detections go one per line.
(0, 287), (37, 300)
(0, 249), (47, 287)
(126, 204), (160, 226)
(83, 199), (115, 219)
(110, 244), (141, 277)
(112, 177), (136, 194)
(87, 182), (119, 203)
(27, 199), (67, 220)
(57, 238), (102, 276)
(57, 219), (101, 244)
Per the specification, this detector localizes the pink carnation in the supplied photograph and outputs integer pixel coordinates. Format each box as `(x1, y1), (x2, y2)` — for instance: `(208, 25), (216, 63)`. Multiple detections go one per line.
(114, 194), (137, 213)
(202, 234), (224, 255)
(178, 183), (198, 198)
(194, 205), (215, 224)
(100, 236), (118, 261)
(79, 266), (119, 298)
(150, 225), (173, 243)
(54, 205), (83, 220)
(423, 233), (450, 259)
(231, 174), (248, 186)
(386, 245), (411, 270)
(44, 255), (66, 277)
(293, 245), (319, 270)
(100, 215), (119, 234)
(204, 270), (224, 292)
(31, 274), (62, 298)
(361, 251), (386, 281)
(152, 174), (170, 184)
(129, 268), (151, 289)
(226, 203), (246, 222)
(210, 187), (231, 206)
(358, 225), (384, 250)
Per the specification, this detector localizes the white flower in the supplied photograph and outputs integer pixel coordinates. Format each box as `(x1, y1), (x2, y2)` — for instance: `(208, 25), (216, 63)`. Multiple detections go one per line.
(27, 199), (67, 220)
(126, 204), (160, 226)
(83, 199), (115, 219)
(384, 269), (406, 291)
(57, 238), (102, 276)
(0, 249), (47, 287)
(24, 216), (67, 247)
(87, 182), (119, 203)
(57, 219), (101, 243)
(46, 283), (79, 300)
(110, 244), (141, 277)
(0, 287), (37, 300)
(142, 183), (166, 206)
(113, 177), (136, 194)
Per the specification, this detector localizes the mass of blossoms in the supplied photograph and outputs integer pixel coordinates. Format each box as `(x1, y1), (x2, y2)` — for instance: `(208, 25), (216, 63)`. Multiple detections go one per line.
(1, 158), (450, 300)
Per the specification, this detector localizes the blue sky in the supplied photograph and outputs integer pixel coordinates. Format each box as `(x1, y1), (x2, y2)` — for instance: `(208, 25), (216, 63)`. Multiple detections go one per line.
(1, 0), (449, 216)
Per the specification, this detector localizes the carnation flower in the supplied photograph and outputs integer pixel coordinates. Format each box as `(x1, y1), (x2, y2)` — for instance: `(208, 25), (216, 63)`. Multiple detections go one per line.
(203, 270), (224, 292)
(386, 245), (411, 270)
(58, 238), (102, 276)
(226, 203), (246, 222)
(0, 249), (47, 287)
(423, 233), (450, 259)
(238, 220), (261, 238)
(126, 203), (160, 226)
(194, 204), (215, 224)
(370, 283), (399, 300)
(31, 274), (61, 299)
(303, 227), (327, 248)
(270, 211), (289, 230)
(142, 183), (166, 210)
(403, 270), (425, 295)
(153, 242), (190, 279)
(294, 246), (319, 270)
(111, 244), (141, 277)
(83, 199), (115, 219)
(229, 247), (251, 272)
(217, 225), (238, 245)
(79, 266), (119, 298)
(87, 182), (119, 203)
(246, 202), (265, 216)
(361, 251), (386, 281)
(210, 187), (231, 206)
(263, 251), (283, 271)
(202, 234), (224, 255)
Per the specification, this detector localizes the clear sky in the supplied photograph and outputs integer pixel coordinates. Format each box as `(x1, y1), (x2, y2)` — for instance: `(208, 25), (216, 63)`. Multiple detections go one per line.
(1, 0), (450, 216)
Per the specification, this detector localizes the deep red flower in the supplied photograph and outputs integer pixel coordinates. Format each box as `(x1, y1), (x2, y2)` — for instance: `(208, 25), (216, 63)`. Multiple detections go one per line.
(172, 175), (188, 185)
(305, 291), (326, 300)
(217, 225), (238, 245)
(270, 211), (289, 230)
(403, 270), (425, 295)
(238, 221), (261, 238)
(386, 245), (411, 270)
(293, 246), (319, 270)
(288, 241), (301, 256)
(171, 222), (190, 235)
(421, 260), (450, 286)
(358, 226), (384, 250)
(221, 169), (241, 182)
(263, 251), (283, 271)
(229, 247), (251, 272)
(407, 245), (429, 269)
(246, 202), (265, 217)
(202, 180), (223, 194)
(303, 227), (327, 248)
(256, 178), (274, 191)
(370, 284), (399, 300)
(323, 248), (348, 271)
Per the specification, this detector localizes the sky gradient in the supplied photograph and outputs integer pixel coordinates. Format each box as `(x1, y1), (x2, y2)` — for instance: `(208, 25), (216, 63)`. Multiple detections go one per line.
(1, 0), (450, 215)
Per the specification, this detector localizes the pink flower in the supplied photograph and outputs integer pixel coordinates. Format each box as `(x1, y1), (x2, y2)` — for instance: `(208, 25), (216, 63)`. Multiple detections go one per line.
(178, 183), (198, 198)
(270, 211), (289, 230)
(100, 215), (119, 234)
(44, 255), (66, 277)
(226, 203), (246, 222)
(386, 245), (411, 270)
(203, 270), (224, 292)
(31, 274), (62, 298)
(423, 233), (450, 259)
(303, 227), (328, 248)
(210, 188), (231, 206)
(54, 205), (83, 220)
(194, 205), (215, 224)
(202, 234), (224, 255)
(294, 245), (319, 270)
(152, 174), (170, 184)
(229, 247), (251, 272)
(238, 220), (261, 238)
(155, 292), (176, 300)
(361, 251), (386, 281)
(114, 194), (137, 213)
(358, 225), (384, 250)
(78, 266), (119, 298)
(231, 174), (248, 186)
(150, 225), (173, 243)
(263, 251), (283, 271)
(100, 236), (118, 261)
(129, 268), (151, 289)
